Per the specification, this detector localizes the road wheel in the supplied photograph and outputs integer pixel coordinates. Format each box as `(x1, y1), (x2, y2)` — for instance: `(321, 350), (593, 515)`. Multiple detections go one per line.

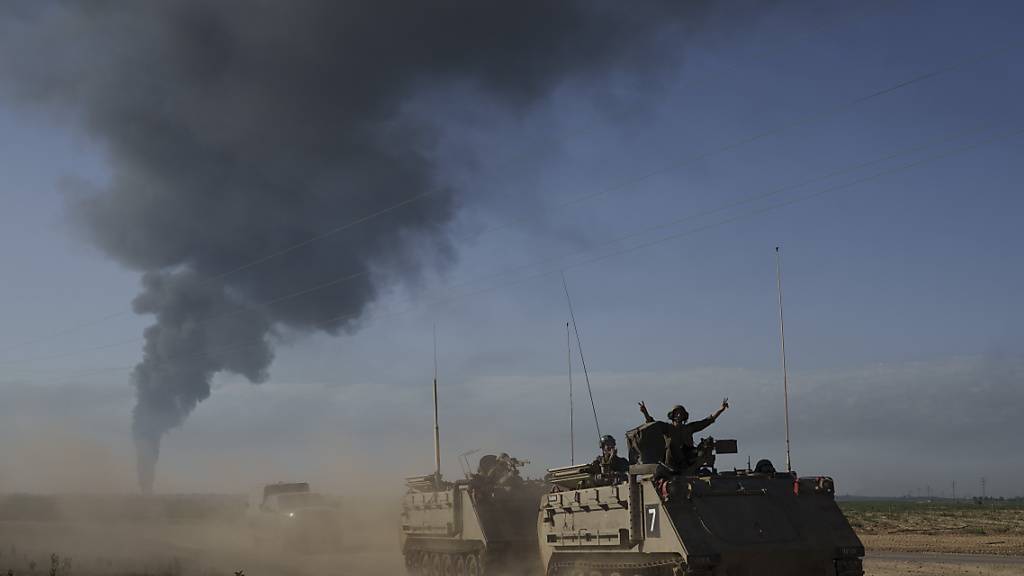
(466, 554), (481, 576)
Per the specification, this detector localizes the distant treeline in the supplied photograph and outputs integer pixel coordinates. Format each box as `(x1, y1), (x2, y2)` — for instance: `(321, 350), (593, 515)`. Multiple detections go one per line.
(838, 495), (1024, 503)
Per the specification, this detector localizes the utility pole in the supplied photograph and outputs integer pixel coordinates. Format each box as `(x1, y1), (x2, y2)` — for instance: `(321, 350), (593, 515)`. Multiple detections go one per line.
(981, 477), (987, 500)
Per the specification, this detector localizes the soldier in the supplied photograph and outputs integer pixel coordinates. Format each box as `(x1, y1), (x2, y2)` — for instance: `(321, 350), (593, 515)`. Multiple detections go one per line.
(490, 453), (525, 486)
(578, 435), (629, 488)
(589, 435), (629, 477)
(638, 398), (729, 472)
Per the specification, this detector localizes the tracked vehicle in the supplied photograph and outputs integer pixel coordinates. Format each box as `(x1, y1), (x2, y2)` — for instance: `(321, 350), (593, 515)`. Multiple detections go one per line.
(401, 454), (546, 575)
(539, 424), (864, 576)
(248, 482), (343, 553)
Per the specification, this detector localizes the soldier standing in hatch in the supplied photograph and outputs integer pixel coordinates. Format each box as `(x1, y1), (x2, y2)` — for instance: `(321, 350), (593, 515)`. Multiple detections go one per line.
(589, 435), (629, 477)
(639, 398), (729, 472)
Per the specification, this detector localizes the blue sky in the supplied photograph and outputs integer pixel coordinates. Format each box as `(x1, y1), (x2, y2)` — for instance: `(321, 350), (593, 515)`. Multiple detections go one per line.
(0, 0), (1022, 497)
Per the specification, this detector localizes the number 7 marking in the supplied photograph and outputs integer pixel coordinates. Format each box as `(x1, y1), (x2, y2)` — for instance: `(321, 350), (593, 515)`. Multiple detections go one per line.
(646, 505), (659, 537)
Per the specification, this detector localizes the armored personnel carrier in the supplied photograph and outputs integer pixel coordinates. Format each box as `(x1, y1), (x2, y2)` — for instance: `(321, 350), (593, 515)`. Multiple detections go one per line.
(401, 454), (547, 576)
(248, 482), (343, 553)
(539, 424), (864, 576)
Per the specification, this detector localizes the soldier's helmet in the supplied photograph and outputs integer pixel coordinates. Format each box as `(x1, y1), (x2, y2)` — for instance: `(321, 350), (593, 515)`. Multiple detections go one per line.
(600, 435), (616, 448)
(668, 404), (689, 421)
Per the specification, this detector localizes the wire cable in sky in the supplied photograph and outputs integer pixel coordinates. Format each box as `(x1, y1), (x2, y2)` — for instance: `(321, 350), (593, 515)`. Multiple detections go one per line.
(8, 122), (1019, 384)
(0, 116), (1001, 371)
(3, 31), (1018, 370)
(0, 3), (929, 354)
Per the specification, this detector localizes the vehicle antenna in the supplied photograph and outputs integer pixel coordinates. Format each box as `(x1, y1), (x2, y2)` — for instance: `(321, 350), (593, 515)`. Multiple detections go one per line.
(459, 449), (480, 479)
(433, 324), (441, 484)
(775, 247), (793, 473)
(567, 320), (575, 465)
(562, 272), (601, 439)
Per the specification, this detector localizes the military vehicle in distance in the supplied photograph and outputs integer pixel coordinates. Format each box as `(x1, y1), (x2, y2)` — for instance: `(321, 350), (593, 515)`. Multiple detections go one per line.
(539, 424), (864, 576)
(249, 482), (343, 553)
(401, 454), (547, 576)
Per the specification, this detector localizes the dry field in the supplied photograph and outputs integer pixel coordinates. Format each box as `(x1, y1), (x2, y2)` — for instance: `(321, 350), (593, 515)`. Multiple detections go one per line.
(3, 495), (1024, 576)
(841, 500), (1024, 576)
(841, 499), (1024, 555)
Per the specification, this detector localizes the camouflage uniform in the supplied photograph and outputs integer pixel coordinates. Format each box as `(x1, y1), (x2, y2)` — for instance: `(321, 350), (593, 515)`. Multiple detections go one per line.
(646, 410), (717, 470)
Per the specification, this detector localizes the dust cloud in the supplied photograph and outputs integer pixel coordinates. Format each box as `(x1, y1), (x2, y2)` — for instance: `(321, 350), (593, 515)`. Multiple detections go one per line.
(0, 428), (418, 576)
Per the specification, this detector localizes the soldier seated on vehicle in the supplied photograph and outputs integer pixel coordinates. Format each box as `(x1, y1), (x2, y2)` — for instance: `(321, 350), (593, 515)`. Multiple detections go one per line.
(685, 437), (718, 476)
(490, 452), (524, 485)
(581, 435), (630, 486)
(471, 453), (518, 499)
(474, 453), (526, 493)
(754, 458), (777, 475)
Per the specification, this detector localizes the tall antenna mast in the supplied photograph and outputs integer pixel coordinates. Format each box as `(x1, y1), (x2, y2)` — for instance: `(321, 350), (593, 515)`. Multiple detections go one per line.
(433, 324), (441, 483)
(567, 321), (575, 465)
(562, 272), (601, 440)
(775, 247), (793, 473)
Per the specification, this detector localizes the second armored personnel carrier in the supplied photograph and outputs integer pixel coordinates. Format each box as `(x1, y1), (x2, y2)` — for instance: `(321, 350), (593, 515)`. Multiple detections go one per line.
(401, 454), (547, 576)
(248, 482), (343, 553)
(539, 426), (864, 576)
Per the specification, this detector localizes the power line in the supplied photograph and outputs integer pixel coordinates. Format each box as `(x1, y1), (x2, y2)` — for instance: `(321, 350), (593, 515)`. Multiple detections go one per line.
(0, 6), (869, 357)
(448, 38), (1021, 266)
(0, 116), (1000, 372)
(4, 34), (1018, 369)
(10, 123), (1020, 385)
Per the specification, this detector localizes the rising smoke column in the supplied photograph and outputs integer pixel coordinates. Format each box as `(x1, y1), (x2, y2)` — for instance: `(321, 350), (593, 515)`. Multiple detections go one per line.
(0, 0), (716, 492)
(130, 270), (274, 493)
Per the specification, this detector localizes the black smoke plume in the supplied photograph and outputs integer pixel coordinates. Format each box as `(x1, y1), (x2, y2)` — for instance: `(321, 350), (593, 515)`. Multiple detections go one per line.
(1, 1), (716, 492)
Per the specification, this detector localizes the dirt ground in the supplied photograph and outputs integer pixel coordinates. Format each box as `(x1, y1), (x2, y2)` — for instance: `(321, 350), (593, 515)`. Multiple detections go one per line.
(865, 553), (1024, 576)
(847, 500), (1024, 576)
(861, 533), (1024, 556)
(0, 493), (403, 576)
(841, 500), (1024, 556)
(6, 520), (1024, 576)
(3, 496), (1024, 576)
(843, 499), (1024, 565)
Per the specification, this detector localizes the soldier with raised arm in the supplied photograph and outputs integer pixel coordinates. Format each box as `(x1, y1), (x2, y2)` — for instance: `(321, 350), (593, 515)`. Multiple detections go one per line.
(638, 398), (729, 471)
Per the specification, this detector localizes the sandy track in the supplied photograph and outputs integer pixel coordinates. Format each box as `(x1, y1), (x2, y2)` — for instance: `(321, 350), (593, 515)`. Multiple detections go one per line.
(866, 552), (1024, 576)
(861, 534), (1024, 556)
